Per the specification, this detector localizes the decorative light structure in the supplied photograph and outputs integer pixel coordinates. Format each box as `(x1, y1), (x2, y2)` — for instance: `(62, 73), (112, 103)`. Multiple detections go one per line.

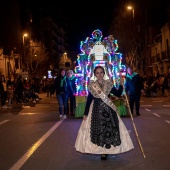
(74, 29), (126, 96)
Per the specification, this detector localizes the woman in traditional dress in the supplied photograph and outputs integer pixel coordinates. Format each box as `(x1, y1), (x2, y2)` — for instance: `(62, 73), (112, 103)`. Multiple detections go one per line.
(75, 66), (134, 160)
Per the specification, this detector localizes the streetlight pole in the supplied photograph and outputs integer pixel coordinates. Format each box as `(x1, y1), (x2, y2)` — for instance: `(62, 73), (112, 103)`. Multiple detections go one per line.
(127, 6), (134, 19)
(22, 33), (28, 71)
(127, 5), (135, 32)
(23, 33), (28, 45)
(127, 5), (136, 69)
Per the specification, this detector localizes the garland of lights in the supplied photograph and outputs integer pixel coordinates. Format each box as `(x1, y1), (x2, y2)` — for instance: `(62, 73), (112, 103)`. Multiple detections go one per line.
(74, 29), (126, 96)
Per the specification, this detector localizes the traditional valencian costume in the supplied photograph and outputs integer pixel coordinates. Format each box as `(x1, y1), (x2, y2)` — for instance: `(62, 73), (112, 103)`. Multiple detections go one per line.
(75, 76), (134, 155)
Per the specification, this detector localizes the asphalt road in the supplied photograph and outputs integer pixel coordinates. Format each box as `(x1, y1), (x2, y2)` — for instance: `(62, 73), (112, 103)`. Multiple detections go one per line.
(0, 93), (170, 170)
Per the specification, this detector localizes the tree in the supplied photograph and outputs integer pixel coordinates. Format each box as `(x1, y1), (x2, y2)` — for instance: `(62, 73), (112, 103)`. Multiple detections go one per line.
(108, 0), (145, 72)
(25, 40), (48, 76)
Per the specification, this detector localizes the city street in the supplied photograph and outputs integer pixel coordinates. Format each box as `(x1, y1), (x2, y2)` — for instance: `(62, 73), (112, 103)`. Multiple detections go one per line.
(0, 93), (170, 170)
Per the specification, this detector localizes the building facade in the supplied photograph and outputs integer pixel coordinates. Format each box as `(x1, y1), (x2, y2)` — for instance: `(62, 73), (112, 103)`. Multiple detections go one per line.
(0, 48), (23, 79)
(149, 23), (170, 76)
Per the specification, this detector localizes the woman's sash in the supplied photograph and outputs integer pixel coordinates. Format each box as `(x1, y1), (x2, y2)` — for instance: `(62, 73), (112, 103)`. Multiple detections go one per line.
(92, 83), (118, 113)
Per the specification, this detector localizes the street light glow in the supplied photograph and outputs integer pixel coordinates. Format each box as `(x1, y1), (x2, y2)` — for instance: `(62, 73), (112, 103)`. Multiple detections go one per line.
(22, 33), (28, 70)
(23, 33), (28, 37)
(127, 5), (134, 19)
(127, 6), (133, 10)
(23, 33), (28, 44)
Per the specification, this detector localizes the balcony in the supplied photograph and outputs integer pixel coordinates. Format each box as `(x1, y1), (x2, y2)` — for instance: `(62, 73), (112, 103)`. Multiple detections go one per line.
(161, 50), (169, 61)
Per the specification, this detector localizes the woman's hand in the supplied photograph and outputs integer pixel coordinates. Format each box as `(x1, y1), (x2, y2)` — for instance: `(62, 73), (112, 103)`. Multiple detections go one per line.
(83, 115), (87, 121)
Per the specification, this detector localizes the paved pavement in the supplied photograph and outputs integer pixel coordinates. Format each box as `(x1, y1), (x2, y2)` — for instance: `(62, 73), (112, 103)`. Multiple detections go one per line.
(0, 92), (58, 116)
(1, 92), (170, 169)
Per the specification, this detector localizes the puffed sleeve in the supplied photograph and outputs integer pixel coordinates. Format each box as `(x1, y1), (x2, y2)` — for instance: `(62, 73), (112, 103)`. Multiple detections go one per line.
(110, 85), (123, 97)
(84, 92), (93, 115)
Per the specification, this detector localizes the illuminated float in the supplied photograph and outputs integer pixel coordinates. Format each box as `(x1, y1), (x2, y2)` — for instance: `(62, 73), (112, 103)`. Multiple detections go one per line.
(74, 29), (127, 117)
(74, 29), (126, 96)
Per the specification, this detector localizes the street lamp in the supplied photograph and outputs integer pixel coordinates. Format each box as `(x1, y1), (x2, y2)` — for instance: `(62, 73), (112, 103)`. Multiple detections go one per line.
(127, 5), (135, 33)
(127, 5), (138, 70)
(127, 6), (134, 19)
(22, 33), (28, 71)
(23, 33), (28, 45)
(63, 52), (67, 59)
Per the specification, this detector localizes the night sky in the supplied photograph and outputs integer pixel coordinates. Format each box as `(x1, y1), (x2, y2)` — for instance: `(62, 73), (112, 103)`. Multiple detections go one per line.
(28, 1), (119, 53)
(20, 0), (170, 54)
(0, 0), (170, 55)
(65, 1), (118, 53)
(0, 0), (118, 54)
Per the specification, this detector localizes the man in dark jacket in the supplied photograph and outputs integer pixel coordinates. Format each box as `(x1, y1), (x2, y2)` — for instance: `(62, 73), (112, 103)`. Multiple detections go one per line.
(54, 68), (73, 119)
(15, 75), (24, 103)
(0, 77), (6, 108)
(66, 70), (76, 116)
(125, 67), (143, 116)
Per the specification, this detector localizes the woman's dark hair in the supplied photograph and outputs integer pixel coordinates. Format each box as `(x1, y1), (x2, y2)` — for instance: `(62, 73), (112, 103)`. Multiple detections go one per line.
(59, 68), (65, 74)
(94, 66), (105, 75)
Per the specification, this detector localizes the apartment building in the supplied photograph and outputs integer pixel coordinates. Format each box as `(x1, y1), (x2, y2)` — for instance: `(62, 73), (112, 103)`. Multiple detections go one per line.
(149, 23), (170, 76)
(0, 48), (23, 79)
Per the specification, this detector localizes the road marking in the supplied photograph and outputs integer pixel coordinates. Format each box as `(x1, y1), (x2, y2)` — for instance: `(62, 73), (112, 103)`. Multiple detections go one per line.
(152, 101), (163, 102)
(37, 106), (49, 107)
(22, 106), (31, 108)
(145, 108), (151, 111)
(21, 105), (49, 109)
(163, 105), (170, 107)
(20, 113), (37, 115)
(165, 120), (170, 124)
(152, 113), (161, 117)
(141, 105), (152, 107)
(0, 120), (9, 125)
(10, 119), (64, 170)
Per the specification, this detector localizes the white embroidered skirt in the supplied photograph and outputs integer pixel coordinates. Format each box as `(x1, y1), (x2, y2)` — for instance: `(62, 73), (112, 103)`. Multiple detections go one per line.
(75, 101), (134, 154)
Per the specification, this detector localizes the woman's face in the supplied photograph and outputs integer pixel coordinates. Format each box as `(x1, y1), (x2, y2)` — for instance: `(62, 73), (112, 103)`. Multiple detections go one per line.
(61, 70), (65, 76)
(67, 72), (73, 78)
(95, 68), (104, 80)
(127, 68), (132, 75)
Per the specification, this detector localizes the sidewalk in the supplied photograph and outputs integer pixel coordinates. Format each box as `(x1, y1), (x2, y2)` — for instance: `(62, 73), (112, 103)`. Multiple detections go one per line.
(0, 92), (57, 114)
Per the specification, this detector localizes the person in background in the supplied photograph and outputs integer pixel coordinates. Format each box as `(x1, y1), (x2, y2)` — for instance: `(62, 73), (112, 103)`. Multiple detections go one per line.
(0, 76), (7, 109)
(46, 78), (55, 97)
(66, 70), (76, 116)
(0, 76), (7, 108)
(14, 75), (24, 104)
(49, 78), (55, 97)
(46, 79), (52, 97)
(168, 68), (170, 89)
(53, 68), (72, 119)
(75, 66), (134, 160)
(162, 74), (168, 96)
(125, 67), (144, 116)
(7, 85), (13, 107)
(6, 77), (13, 87)
(143, 80), (150, 97)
